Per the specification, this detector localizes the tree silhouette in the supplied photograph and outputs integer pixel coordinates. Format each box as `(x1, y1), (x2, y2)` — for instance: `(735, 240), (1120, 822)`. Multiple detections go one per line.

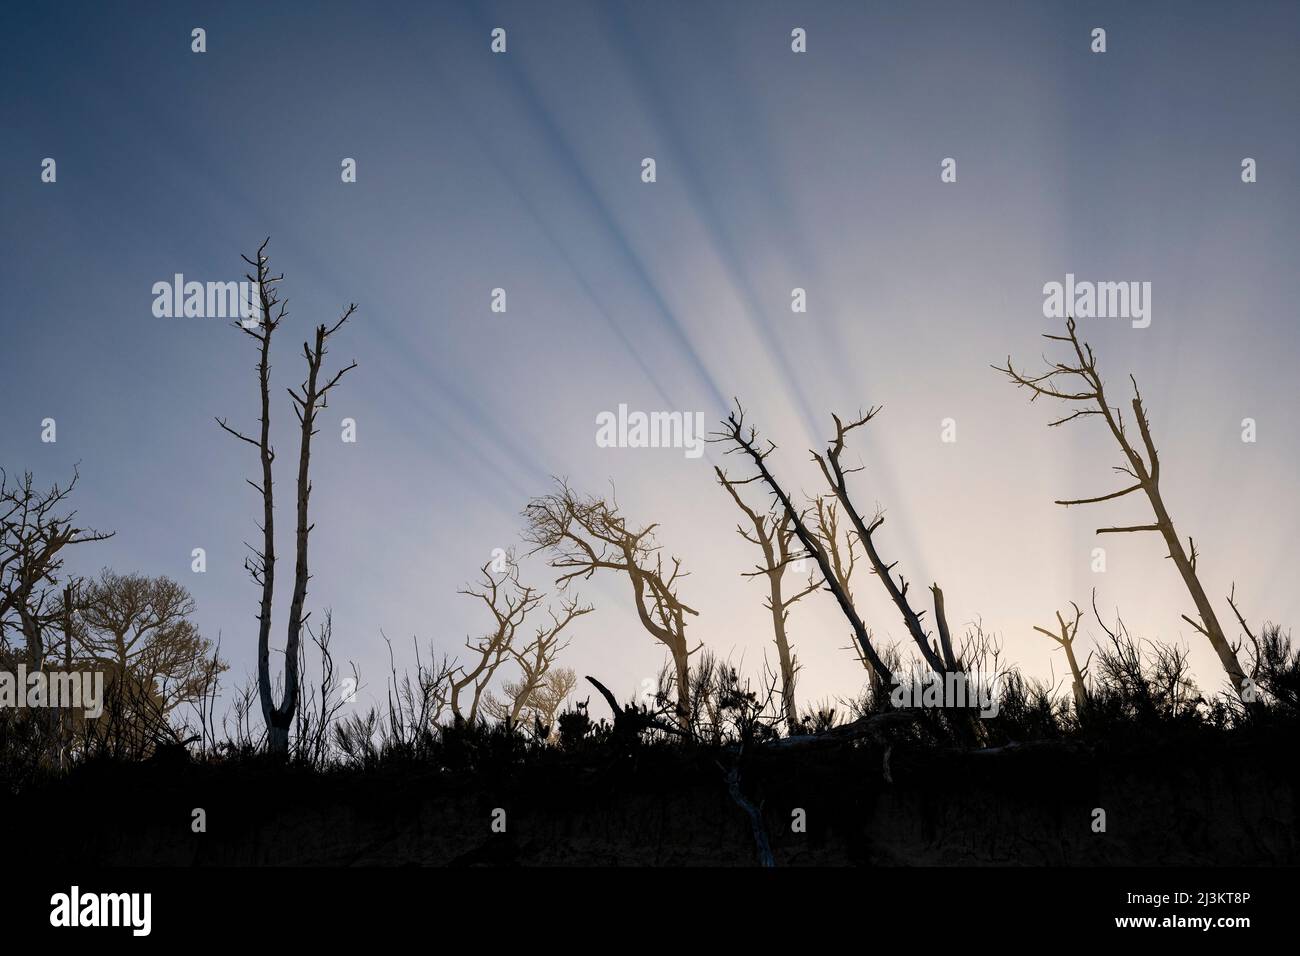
(715, 466), (817, 732)
(502, 603), (589, 726)
(0, 467), (112, 669)
(525, 480), (699, 722)
(449, 556), (544, 725)
(714, 403), (964, 687)
(72, 569), (226, 716)
(1032, 601), (1090, 715)
(217, 239), (357, 755)
(998, 316), (1252, 701)
(813, 497), (867, 672)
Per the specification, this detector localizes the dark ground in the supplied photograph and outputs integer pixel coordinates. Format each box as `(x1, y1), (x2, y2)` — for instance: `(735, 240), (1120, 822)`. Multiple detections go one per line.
(12, 730), (1296, 866)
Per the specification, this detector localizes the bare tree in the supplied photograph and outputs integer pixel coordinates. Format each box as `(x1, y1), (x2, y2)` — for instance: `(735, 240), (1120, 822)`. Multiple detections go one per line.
(714, 403), (963, 686)
(1033, 602), (1090, 714)
(449, 556), (545, 724)
(712, 407), (891, 683)
(814, 497), (858, 606)
(715, 466), (818, 731)
(524, 481), (700, 722)
(813, 496), (870, 674)
(217, 239), (357, 755)
(0, 467), (112, 669)
(503, 599), (590, 725)
(997, 316), (1251, 700)
(810, 410), (960, 677)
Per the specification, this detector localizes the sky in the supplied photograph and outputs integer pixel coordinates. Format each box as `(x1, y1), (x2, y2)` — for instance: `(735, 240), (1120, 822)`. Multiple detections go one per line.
(2, 0), (1298, 723)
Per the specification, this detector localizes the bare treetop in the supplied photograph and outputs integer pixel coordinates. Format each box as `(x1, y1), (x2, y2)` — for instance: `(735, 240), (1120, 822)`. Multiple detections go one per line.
(0, 466), (113, 667)
(998, 315), (1252, 700)
(524, 480), (699, 720)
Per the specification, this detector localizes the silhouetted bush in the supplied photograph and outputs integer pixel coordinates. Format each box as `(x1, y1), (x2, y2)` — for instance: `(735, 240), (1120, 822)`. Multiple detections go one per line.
(3, 622), (1297, 799)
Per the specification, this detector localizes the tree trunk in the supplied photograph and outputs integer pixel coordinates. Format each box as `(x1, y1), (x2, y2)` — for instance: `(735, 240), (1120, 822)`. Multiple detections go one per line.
(222, 248), (355, 759)
(1148, 488), (1249, 695)
(19, 603), (42, 671)
(267, 716), (291, 755)
(767, 582), (800, 732)
(673, 646), (692, 725)
(252, 278), (280, 754)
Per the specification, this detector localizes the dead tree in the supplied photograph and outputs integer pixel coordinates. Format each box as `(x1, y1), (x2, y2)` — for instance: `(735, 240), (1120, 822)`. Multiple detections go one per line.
(811, 410), (960, 676)
(1033, 602), (1090, 714)
(449, 556), (545, 725)
(715, 466), (818, 731)
(503, 599), (590, 725)
(712, 407), (893, 684)
(998, 315), (1251, 700)
(217, 239), (357, 755)
(814, 497), (858, 606)
(714, 403), (963, 686)
(524, 481), (700, 722)
(813, 496), (870, 674)
(0, 467), (112, 669)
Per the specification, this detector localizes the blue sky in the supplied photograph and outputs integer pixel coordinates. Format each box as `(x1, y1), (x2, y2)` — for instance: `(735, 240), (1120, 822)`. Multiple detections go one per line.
(2, 0), (1297, 719)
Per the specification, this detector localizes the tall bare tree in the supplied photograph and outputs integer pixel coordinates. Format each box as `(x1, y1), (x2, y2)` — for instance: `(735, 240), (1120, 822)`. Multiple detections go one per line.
(998, 316), (1251, 700)
(217, 239), (357, 755)
(524, 481), (700, 722)
(715, 467), (818, 731)
(0, 467), (112, 669)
